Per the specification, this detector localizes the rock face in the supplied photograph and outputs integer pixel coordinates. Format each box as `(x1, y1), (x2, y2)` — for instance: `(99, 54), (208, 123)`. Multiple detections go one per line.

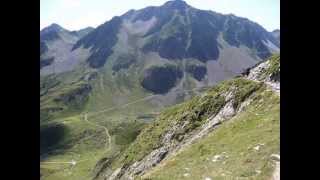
(246, 54), (280, 93)
(40, 23), (91, 74)
(72, 17), (123, 68)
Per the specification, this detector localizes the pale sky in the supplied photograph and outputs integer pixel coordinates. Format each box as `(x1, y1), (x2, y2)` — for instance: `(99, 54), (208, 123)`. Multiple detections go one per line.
(40, 0), (280, 32)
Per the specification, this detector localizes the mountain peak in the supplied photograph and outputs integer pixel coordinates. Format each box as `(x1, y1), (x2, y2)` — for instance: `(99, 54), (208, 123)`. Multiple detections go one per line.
(163, 0), (189, 9)
(41, 23), (66, 35)
(47, 23), (64, 31)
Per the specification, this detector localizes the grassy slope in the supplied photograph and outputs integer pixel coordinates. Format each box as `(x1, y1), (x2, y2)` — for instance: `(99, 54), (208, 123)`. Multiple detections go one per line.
(108, 78), (264, 170)
(142, 86), (279, 179)
(40, 57), (165, 180)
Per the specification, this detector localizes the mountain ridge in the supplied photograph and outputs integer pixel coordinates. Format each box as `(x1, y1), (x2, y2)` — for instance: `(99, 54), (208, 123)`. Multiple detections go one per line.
(40, 1), (280, 179)
(41, 0), (279, 77)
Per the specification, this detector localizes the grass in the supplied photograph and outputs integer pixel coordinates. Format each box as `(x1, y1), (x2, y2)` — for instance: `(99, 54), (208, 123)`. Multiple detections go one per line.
(40, 55), (160, 179)
(264, 54), (280, 76)
(142, 87), (279, 180)
(40, 114), (108, 180)
(257, 54), (280, 81)
(40, 68), (93, 123)
(40, 61), (167, 180)
(110, 78), (263, 170)
(40, 148), (106, 180)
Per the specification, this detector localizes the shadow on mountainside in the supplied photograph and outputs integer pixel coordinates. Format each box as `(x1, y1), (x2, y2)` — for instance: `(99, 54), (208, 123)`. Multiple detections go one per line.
(40, 123), (69, 160)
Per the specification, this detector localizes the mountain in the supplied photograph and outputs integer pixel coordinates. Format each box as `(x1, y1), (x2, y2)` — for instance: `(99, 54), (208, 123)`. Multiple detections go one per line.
(71, 0), (279, 71)
(40, 24), (94, 72)
(40, 1), (280, 179)
(71, 27), (95, 38)
(272, 29), (280, 42)
(41, 0), (279, 95)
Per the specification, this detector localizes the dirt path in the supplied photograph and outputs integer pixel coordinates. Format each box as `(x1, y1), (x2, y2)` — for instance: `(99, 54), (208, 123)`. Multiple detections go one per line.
(43, 87), (203, 126)
(41, 160), (77, 166)
(84, 113), (111, 151)
(246, 77), (280, 96)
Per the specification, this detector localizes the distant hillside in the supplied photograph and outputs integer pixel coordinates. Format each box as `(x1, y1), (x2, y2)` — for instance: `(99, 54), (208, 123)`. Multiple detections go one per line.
(272, 29), (280, 42)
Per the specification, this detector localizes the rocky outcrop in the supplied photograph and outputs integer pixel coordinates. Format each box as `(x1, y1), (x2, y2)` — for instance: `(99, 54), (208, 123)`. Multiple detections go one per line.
(246, 54), (280, 93)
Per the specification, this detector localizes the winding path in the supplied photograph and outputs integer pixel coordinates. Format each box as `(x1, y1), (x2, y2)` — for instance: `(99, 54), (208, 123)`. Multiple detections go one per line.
(83, 113), (111, 151)
(41, 159), (77, 166)
(40, 87), (204, 167)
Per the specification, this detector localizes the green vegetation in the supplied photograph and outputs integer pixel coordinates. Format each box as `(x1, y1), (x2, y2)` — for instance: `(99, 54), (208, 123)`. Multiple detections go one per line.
(112, 54), (136, 72)
(40, 58), (166, 180)
(264, 54), (280, 80)
(40, 114), (108, 180)
(142, 85), (279, 180)
(185, 62), (207, 81)
(140, 63), (183, 94)
(110, 78), (263, 170)
(40, 74), (92, 123)
(252, 53), (280, 81)
(53, 81), (91, 109)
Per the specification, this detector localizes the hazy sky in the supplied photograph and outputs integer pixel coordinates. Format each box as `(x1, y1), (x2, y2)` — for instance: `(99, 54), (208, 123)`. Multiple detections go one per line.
(40, 0), (280, 32)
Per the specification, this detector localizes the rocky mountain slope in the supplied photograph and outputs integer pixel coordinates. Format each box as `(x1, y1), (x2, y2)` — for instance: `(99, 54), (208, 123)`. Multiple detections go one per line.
(92, 54), (280, 180)
(40, 1), (280, 179)
(40, 24), (94, 73)
(271, 29), (280, 42)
